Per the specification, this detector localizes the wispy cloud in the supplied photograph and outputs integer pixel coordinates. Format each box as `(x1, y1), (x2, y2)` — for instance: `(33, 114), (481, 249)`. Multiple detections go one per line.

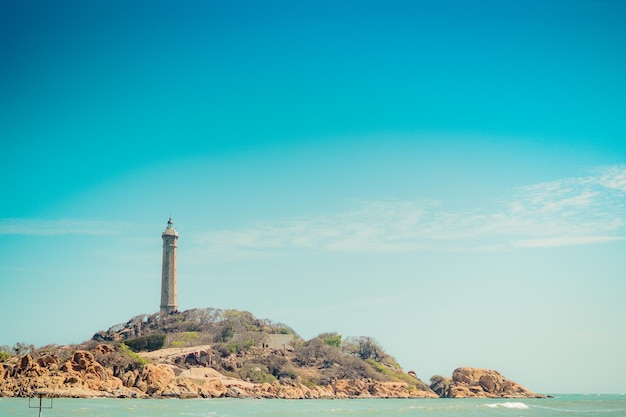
(194, 165), (626, 259)
(0, 218), (128, 236)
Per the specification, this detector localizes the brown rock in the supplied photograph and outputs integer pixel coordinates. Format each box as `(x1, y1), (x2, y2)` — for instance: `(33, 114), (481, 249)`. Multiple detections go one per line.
(19, 355), (34, 372)
(59, 360), (72, 373)
(37, 355), (59, 368)
(134, 379), (148, 392)
(176, 377), (201, 397)
(479, 372), (502, 393)
(72, 351), (95, 371)
(94, 344), (115, 355)
(64, 375), (81, 385)
(448, 385), (476, 398)
(122, 370), (139, 388)
(225, 386), (244, 397)
(201, 379), (227, 398)
(139, 364), (176, 397)
(141, 364), (175, 386)
(448, 367), (543, 398)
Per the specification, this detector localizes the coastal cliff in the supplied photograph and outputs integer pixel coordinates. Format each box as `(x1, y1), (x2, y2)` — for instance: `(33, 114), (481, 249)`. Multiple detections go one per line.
(0, 308), (542, 399)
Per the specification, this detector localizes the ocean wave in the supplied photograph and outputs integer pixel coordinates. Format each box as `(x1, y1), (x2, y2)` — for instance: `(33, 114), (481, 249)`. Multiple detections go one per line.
(485, 402), (530, 409)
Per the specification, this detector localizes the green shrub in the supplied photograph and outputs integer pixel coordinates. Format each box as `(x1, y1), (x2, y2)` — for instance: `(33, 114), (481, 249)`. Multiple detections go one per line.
(217, 324), (234, 342)
(0, 351), (10, 362)
(367, 359), (387, 372)
(227, 339), (255, 354)
(294, 338), (339, 367)
(170, 331), (199, 349)
(213, 343), (231, 357)
(238, 363), (277, 384)
(366, 359), (431, 390)
(318, 332), (342, 348)
(124, 334), (167, 352)
(91, 343), (146, 377)
(276, 364), (299, 381)
(120, 343), (148, 367)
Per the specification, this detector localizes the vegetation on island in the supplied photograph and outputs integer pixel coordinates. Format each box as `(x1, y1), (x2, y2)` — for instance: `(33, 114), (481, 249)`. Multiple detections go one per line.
(90, 308), (431, 391)
(0, 308), (542, 399)
(0, 308), (431, 396)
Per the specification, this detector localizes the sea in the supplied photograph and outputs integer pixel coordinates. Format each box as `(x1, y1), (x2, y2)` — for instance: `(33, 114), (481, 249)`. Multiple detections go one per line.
(1, 394), (625, 417)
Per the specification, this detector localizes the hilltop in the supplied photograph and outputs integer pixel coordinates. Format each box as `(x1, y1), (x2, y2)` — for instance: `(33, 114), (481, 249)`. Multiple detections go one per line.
(0, 308), (543, 399)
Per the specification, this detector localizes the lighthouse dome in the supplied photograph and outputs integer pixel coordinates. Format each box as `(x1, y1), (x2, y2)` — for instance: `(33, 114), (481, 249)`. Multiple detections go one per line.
(162, 217), (179, 236)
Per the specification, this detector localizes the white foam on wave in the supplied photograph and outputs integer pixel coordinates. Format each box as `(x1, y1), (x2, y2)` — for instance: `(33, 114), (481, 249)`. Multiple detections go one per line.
(485, 402), (530, 409)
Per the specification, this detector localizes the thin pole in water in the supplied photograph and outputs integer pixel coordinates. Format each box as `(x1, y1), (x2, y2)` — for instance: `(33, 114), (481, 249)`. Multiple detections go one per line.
(29, 392), (53, 417)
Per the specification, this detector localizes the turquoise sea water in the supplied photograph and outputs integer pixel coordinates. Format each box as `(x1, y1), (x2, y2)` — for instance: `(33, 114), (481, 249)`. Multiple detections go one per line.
(1, 395), (625, 417)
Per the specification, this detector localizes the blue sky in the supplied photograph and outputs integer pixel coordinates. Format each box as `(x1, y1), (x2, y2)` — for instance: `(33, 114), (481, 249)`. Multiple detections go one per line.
(1, 0), (625, 393)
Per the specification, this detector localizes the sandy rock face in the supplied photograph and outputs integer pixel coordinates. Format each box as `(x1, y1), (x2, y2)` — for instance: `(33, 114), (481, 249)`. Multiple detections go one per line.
(447, 367), (543, 398)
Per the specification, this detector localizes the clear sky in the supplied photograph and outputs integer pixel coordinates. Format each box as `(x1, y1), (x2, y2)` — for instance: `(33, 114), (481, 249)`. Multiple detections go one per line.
(1, 0), (625, 394)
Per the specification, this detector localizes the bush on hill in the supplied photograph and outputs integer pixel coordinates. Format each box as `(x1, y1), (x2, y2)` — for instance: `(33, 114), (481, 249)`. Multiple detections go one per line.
(91, 343), (147, 378)
(124, 334), (167, 352)
(93, 308), (298, 346)
(318, 332), (342, 348)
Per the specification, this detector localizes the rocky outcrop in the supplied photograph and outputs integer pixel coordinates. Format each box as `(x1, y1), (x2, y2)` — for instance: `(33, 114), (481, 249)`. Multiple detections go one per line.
(445, 367), (543, 398)
(0, 343), (541, 400)
(0, 349), (141, 398)
(1, 345), (544, 400)
(0, 347), (437, 399)
(0, 361), (435, 399)
(2, 350), (544, 400)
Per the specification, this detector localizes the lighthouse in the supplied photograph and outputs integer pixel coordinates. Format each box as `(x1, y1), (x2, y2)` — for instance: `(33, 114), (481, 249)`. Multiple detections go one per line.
(160, 217), (178, 314)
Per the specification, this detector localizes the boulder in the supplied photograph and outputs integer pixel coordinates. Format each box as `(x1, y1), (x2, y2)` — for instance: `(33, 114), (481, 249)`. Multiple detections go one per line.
(37, 355), (59, 368)
(448, 385), (475, 398)
(200, 378), (227, 398)
(121, 370), (139, 388)
(140, 364), (175, 386)
(139, 364), (176, 397)
(72, 351), (95, 371)
(447, 367), (543, 398)
(225, 386), (244, 397)
(64, 375), (81, 385)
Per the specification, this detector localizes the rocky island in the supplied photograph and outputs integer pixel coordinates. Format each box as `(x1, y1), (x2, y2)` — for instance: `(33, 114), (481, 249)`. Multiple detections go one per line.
(0, 308), (543, 399)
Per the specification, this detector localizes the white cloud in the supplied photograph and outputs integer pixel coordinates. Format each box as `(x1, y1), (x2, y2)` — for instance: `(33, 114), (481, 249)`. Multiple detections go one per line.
(0, 218), (128, 236)
(194, 165), (626, 259)
(591, 165), (626, 192)
(514, 236), (625, 248)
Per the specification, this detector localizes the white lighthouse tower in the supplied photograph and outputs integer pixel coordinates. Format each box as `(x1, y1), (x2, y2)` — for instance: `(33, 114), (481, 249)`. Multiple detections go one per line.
(160, 217), (178, 314)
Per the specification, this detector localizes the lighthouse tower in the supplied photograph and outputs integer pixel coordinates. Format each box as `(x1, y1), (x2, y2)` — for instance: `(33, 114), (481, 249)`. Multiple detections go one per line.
(160, 217), (178, 314)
